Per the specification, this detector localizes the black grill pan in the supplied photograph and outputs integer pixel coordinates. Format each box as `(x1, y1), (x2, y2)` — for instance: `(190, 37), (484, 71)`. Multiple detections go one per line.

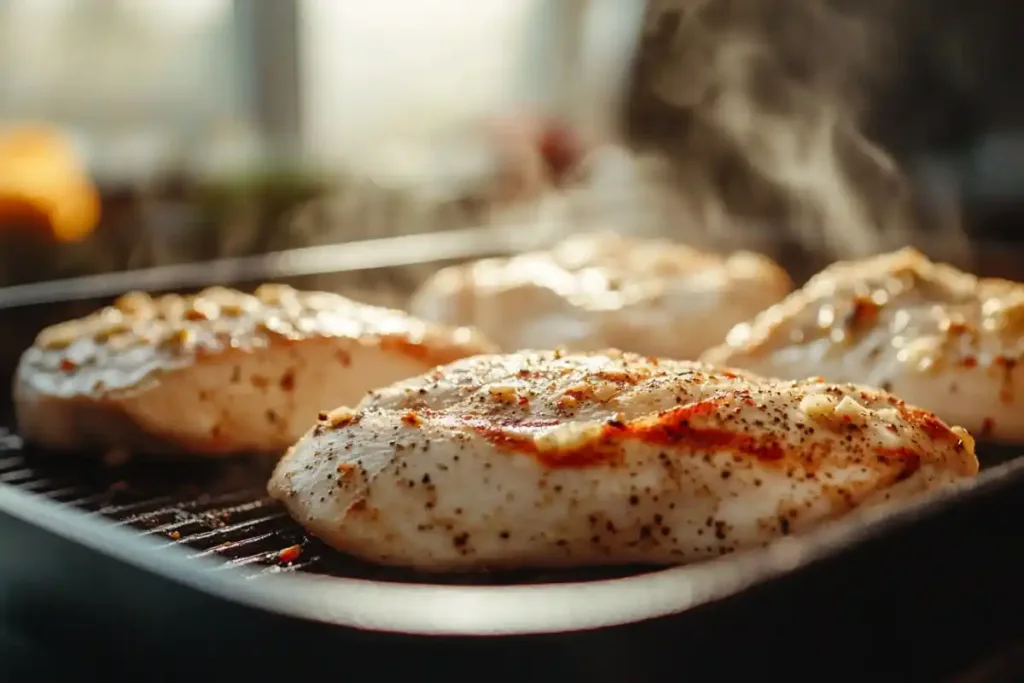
(1, 231), (1023, 682)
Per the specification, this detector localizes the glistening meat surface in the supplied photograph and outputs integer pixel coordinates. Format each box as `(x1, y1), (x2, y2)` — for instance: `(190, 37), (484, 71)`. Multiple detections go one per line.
(703, 247), (1024, 443)
(268, 349), (978, 572)
(15, 284), (495, 458)
(410, 231), (792, 359)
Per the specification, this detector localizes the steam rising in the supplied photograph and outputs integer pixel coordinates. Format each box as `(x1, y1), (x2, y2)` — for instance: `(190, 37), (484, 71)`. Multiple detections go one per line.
(13, 0), (979, 291)
(281, 0), (970, 275)
(556, 0), (969, 264)
(281, 0), (962, 266)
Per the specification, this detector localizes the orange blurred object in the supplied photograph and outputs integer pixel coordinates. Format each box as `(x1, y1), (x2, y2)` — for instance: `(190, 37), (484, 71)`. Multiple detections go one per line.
(0, 125), (100, 242)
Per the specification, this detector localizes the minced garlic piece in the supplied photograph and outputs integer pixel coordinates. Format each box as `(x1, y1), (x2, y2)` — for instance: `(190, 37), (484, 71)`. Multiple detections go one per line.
(834, 396), (873, 423)
(38, 321), (81, 350)
(197, 286), (237, 302)
(327, 406), (359, 428)
(106, 332), (139, 351)
(558, 394), (579, 410)
(184, 298), (221, 322)
(114, 291), (153, 315)
(159, 295), (187, 320)
(563, 382), (592, 398)
(533, 422), (605, 452)
(160, 327), (195, 351)
(802, 394), (876, 428)
(874, 407), (900, 424)
(488, 384), (519, 403)
(951, 426), (975, 456)
(799, 394), (837, 419)
(219, 301), (247, 317)
(257, 316), (295, 338)
(93, 320), (132, 343)
(255, 283), (293, 306)
(592, 383), (619, 402)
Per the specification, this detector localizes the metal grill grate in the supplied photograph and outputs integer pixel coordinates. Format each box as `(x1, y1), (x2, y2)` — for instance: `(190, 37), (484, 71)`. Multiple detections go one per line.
(0, 428), (325, 578)
(0, 427), (652, 585)
(5, 422), (1014, 587)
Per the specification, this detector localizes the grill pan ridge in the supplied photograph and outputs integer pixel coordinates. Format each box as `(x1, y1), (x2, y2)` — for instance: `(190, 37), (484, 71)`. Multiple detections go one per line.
(1, 231), (1024, 680)
(0, 429), (652, 586)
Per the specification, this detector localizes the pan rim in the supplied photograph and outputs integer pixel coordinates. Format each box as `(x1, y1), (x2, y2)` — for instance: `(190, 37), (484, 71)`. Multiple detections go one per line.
(1, 458), (1019, 636)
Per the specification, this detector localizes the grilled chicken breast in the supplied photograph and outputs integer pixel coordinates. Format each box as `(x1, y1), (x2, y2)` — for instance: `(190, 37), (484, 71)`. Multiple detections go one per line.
(15, 284), (495, 458)
(268, 349), (977, 572)
(409, 231), (792, 359)
(703, 247), (1024, 443)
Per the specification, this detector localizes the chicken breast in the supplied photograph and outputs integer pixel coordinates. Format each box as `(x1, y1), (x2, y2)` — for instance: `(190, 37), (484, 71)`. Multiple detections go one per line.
(268, 349), (977, 572)
(409, 231), (792, 359)
(14, 284), (496, 458)
(702, 247), (1024, 443)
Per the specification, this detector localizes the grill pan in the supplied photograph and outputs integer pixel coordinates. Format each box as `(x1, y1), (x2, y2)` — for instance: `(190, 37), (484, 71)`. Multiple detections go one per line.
(1, 229), (1023, 682)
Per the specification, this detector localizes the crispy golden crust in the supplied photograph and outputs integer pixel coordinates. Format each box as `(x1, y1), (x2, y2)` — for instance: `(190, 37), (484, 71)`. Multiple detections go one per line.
(347, 349), (976, 476)
(15, 285), (497, 457)
(411, 231), (793, 359)
(269, 349), (977, 571)
(24, 284), (495, 397)
(703, 248), (1024, 441)
(707, 248), (1010, 357)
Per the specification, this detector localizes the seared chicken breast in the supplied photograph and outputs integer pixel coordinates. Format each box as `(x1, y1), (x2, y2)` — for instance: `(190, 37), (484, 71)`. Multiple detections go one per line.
(703, 247), (1024, 443)
(410, 231), (792, 359)
(15, 284), (495, 458)
(268, 349), (977, 572)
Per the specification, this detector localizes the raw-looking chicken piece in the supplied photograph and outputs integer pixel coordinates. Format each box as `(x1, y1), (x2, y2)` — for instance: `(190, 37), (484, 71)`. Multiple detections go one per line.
(268, 349), (977, 572)
(14, 284), (496, 458)
(703, 247), (1024, 443)
(410, 231), (792, 360)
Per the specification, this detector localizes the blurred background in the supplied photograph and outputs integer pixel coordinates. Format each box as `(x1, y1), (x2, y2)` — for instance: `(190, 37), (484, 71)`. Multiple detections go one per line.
(2, 6), (1023, 678)
(1, 0), (1023, 290)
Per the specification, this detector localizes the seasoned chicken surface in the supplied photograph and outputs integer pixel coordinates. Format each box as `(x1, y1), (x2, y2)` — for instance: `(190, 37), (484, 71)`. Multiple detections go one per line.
(703, 247), (1024, 443)
(15, 284), (495, 458)
(409, 231), (792, 360)
(268, 349), (977, 572)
